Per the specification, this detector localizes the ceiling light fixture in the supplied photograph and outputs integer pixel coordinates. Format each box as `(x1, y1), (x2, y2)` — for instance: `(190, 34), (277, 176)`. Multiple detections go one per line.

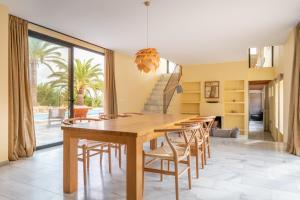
(134, 0), (160, 73)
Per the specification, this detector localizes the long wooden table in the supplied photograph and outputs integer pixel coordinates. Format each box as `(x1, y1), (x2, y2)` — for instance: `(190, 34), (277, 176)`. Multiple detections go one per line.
(62, 114), (195, 200)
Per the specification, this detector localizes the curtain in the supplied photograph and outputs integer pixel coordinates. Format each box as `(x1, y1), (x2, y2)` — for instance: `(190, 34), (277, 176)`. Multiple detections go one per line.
(8, 16), (36, 161)
(287, 24), (300, 156)
(104, 49), (118, 116)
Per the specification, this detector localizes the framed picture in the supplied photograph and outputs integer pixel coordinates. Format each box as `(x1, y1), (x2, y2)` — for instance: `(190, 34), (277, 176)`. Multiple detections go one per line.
(205, 81), (219, 99)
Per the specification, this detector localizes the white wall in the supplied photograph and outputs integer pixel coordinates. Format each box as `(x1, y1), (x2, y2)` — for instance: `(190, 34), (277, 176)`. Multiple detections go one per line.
(0, 4), (8, 164)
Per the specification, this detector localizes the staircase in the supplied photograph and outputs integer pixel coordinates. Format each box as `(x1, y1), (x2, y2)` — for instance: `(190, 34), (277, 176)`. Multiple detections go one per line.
(144, 74), (171, 113)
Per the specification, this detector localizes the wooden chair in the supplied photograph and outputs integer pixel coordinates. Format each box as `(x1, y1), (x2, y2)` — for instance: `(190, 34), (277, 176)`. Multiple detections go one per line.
(62, 118), (112, 186)
(189, 116), (216, 163)
(99, 113), (131, 168)
(143, 125), (200, 200)
(173, 121), (206, 178)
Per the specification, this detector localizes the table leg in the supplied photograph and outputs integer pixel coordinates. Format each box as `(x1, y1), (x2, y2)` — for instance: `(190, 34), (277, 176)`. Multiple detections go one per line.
(63, 131), (78, 193)
(126, 137), (143, 200)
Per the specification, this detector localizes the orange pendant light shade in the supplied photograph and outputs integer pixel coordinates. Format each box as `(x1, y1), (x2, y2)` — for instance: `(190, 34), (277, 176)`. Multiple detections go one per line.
(135, 48), (160, 73)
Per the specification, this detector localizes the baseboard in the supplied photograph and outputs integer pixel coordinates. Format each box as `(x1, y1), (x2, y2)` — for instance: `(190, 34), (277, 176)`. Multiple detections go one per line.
(0, 160), (9, 167)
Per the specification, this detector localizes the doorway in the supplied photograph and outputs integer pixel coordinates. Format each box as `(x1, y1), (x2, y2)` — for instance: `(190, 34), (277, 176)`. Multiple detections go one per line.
(248, 80), (273, 141)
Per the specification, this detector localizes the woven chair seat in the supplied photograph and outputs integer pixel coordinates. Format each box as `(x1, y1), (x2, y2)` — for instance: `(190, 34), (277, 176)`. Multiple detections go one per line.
(144, 145), (188, 160)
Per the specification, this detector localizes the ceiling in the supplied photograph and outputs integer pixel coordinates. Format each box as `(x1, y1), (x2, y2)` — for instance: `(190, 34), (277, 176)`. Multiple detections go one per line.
(1, 0), (300, 64)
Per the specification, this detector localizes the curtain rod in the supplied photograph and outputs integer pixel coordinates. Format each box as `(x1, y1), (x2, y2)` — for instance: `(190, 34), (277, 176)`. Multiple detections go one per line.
(9, 14), (108, 51)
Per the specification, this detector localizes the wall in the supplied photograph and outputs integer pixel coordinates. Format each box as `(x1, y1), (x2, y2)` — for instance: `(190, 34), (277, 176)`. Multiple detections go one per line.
(272, 29), (296, 143)
(114, 51), (162, 113)
(0, 4), (8, 164)
(182, 61), (248, 116)
(170, 61), (276, 133)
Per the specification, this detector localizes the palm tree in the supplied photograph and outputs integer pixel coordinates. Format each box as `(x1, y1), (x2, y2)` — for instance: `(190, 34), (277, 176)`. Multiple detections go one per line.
(29, 37), (66, 105)
(48, 58), (103, 106)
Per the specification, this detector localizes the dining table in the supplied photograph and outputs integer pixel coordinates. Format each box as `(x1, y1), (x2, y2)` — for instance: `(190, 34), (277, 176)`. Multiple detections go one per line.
(62, 113), (195, 200)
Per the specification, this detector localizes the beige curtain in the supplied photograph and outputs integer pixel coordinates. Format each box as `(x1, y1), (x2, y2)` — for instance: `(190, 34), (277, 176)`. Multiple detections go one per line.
(104, 49), (118, 115)
(287, 23), (300, 156)
(8, 16), (36, 161)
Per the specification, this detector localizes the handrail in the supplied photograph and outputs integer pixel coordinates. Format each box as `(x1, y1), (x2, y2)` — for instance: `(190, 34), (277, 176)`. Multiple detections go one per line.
(163, 65), (182, 114)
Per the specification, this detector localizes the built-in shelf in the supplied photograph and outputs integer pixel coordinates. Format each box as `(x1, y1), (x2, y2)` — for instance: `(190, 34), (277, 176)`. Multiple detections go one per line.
(182, 90), (201, 94)
(181, 82), (201, 114)
(182, 101), (201, 104)
(224, 90), (245, 93)
(225, 113), (245, 116)
(223, 80), (246, 135)
(224, 101), (245, 104)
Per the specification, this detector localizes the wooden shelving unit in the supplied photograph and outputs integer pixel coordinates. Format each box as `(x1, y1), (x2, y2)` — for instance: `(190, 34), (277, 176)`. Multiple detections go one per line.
(223, 80), (246, 134)
(181, 82), (201, 114)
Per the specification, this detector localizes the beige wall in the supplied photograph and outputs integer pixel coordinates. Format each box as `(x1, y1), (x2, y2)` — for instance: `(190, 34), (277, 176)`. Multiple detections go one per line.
(272, 29), (296, 143)
(0, 4), (8, 164)
(170, 61), (276, 132)
(114, 51), (162, 113)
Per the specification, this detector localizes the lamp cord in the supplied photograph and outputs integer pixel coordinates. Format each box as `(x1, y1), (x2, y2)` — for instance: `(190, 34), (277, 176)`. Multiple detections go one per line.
(146, 3), (149, 48)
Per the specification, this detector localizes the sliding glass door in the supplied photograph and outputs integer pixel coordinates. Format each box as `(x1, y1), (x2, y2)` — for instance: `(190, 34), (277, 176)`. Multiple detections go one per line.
(29, 33), (105, 149)
(29, 36), (71, 148)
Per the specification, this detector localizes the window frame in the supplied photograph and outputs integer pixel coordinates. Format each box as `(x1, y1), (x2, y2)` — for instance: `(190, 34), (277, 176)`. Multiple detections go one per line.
(248, 46), (274, 68)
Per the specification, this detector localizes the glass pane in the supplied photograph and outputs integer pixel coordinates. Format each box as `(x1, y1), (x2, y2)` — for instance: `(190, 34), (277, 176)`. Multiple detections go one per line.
(29, 37), (69, 147)
(158, 58), (168, 74)
(168, 61), (177, 73)
(249, 46), (273, 68)
(73, 48), (104, 118)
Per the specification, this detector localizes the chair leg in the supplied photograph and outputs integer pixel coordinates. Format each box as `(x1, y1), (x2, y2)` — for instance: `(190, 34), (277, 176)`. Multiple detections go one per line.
(115, 144), (118, 157)
(207, 137), (211, 158)
(201, 144), (205, 169)
(82, 148), (87, 186)
(142, 152), (145, 197)
(195, 144), (199, 178)
(187, 155), (192, 190)
(167, 160), (170, 171)
(160, 160), (164, 181)
(87, 150), (90, 169)
(174, 161), (180, 200)
(203, 142), (207, 165)
(108, 144), (112, 174)
(118, 144), (122, 168)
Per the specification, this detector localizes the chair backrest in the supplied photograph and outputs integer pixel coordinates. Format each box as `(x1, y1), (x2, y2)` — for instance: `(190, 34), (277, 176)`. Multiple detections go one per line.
(155, 125), (201, 159)
(62, 117), (100, 125)
(189, 116), (216, 133)
(174, 121), (205, 140)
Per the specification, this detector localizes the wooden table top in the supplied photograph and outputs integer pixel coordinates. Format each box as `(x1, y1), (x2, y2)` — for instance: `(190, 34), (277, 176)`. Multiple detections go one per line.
(61, 114), (195, 137)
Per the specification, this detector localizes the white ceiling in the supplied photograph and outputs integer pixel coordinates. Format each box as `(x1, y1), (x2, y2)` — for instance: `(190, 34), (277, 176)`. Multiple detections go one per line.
(1, 0), (300, 64)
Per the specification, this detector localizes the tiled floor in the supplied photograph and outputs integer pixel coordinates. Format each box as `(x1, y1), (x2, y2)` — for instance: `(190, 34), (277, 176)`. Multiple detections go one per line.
(0, 137), (300, 200)
(248, 120), (274, 141)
